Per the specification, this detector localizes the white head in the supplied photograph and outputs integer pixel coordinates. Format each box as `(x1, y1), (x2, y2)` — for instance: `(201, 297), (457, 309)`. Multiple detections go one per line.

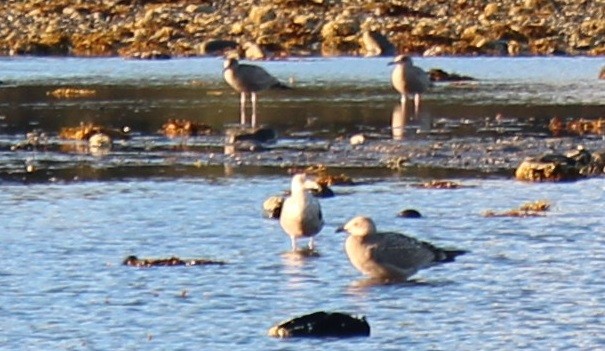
(290, 173), (307, 193)
(389, 55), (413, 66)
(338, 216), (377, 237)
(223, 57), (239, 70)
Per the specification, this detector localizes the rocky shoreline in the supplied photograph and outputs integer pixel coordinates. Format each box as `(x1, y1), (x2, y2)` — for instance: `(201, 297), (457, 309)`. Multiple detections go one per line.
(0, 0), (603, 59)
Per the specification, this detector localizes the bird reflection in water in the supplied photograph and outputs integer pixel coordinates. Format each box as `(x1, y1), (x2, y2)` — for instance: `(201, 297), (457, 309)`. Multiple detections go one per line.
(391, 102), (433, 140)
(391, 103), (407, 140)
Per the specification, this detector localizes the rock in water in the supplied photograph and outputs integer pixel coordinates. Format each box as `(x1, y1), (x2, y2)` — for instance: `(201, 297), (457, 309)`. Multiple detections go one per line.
(262, 195), (284, 219)
(268, 311), (370, 338)
(397, 209), (422, 218)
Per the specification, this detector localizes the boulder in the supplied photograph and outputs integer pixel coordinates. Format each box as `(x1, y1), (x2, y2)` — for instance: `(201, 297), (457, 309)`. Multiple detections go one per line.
(268, 311), (370, 338)
(515, 154), (582, 182)
(361, 30), (396, 57)
(262, 196), (284, 219)
(199, 39), (238, 56)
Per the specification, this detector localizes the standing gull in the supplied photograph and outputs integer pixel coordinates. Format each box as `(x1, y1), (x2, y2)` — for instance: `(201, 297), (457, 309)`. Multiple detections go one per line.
(388, 55), (431, 116)
(279, 174), (324, 251)
(337, 216), (465, 281)
(222, 58), (289, 127)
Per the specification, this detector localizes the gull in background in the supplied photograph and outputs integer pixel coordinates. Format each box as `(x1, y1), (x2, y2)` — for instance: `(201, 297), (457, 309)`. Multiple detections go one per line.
(223, 58), (289, 127)
(389, 55), (431, 116)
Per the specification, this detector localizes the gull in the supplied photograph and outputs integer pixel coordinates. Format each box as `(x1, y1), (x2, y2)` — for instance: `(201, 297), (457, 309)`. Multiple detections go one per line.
(279, 174), (324, 251)
(337, 216), (465, 281)
(223, 58), (289, 127)
(388, 55), (431, 116)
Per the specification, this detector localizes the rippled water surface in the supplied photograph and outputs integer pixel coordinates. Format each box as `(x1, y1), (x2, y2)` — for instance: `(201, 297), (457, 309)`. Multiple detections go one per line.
(1, 56), (605, 349)
(2, 177), (605, 350)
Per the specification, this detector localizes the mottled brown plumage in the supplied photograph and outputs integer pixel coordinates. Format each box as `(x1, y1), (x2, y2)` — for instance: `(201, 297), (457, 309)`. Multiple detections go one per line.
(389, 55), (431, 115)
(223, 58), (289, 126)
(337, 216), (465, 280)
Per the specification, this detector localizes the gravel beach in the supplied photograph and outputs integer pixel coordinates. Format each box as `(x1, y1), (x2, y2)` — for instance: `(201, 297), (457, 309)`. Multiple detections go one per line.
(0, 0), (603, 58)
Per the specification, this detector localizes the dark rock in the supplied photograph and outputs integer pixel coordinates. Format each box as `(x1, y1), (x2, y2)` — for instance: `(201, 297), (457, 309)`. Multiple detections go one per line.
(123, 255), (225, 267)
(233, 127), (277, 143)
(397, 209), (422, 218)
(428, 68), (475, 82)
(309, 183), (335, 198)
(200, 40), (238, 56)
(268, 311), (370, 338)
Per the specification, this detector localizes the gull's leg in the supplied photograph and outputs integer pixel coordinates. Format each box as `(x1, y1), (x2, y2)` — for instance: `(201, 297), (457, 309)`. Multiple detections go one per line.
(251, 92), (257, 127)
(400, 94), (407, 116)
(291, 237), (297, 252)
(240, 92), (247, 125)
(414, 93), (421, 116)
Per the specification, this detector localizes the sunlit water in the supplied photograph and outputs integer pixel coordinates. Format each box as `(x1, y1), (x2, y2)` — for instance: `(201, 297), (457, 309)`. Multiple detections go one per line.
(2, 177), (605, 350)
(1, 56), (605, 349)
(1, 56), (603, 134)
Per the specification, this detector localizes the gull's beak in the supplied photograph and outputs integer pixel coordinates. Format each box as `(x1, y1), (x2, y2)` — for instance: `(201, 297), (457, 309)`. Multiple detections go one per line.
(303, 180), (321, 191)
(387, 61), (396, 66)
(335, 225), (346, 233)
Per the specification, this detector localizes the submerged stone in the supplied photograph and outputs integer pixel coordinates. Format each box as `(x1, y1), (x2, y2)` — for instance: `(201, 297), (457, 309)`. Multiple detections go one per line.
(123, 255), (225, 267)
(483, 200), (550, 217)
(397, 209), (422, 218)
(231, 127), (277, 143)
(428, 68), (475, 82)
(160, 119), (214, 138)
(268, 311), (370, 338)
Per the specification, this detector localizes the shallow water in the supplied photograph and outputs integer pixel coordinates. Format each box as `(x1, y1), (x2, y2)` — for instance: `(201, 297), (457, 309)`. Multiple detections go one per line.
(1, 56), (605, 349)
(1, 56), (603, 134)
(0, 56), (604, 181)
(2, 177), (605, 350)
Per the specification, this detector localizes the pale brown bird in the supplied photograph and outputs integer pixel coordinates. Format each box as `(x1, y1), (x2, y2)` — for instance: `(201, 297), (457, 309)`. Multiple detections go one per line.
(337, 216), (465, 281)
(222, 58), (289, 127)
(279, 174), (324, 251)
(389, 55), (431, 116)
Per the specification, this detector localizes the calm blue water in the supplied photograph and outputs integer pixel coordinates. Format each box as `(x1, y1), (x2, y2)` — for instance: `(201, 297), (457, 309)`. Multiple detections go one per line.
(2, 176), (605, 350)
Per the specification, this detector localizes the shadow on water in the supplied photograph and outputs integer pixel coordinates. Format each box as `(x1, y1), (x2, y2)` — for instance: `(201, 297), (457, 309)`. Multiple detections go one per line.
(0, 57), (603, 183)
